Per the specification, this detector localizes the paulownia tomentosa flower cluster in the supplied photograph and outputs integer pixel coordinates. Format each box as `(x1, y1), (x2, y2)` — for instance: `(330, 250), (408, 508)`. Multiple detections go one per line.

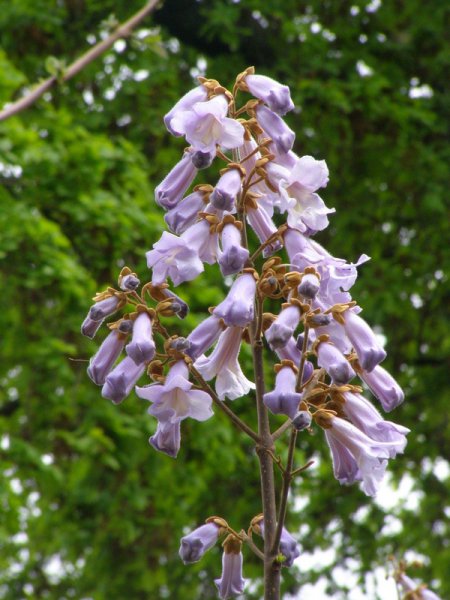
(81, 68), (412, 599)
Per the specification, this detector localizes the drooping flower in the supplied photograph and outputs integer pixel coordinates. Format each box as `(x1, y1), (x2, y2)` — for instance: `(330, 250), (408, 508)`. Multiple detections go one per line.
(101, 356), (145, 404)
(255, 103), (295, 155)
(275, 155), (334, 234)
(146, 219), (216, 286)
(265, 304), (302, 350)
(186, 314), (224, 360)
(87, 321), (132, 385)
(320, 413), (407, 496)
(164, 189), (207, 235)
(210, 167), (242, 212)
(194, 326), (255, 401)
(81, 315), (103, 339)
(340, 392), (409, 455)
(298, 272), (320, 299)
(218, 221), (249, 276)
(245, 73), (294, 115)
(136, 360), (213, 426)
(356, 363), (404, 412)
(215, 536), (247, 600)
(154, 151), (198, 210)
(125, 311), (156, 365)
(87, 294), (124, 322)
(340, 309), (387, 372)
(149, 420), (181, 458)
(263, 363), (302, 419)
(164, 85), (208, 136)
(179, 522), (221, 564)
(315, 337), (355, 384)
(213, 272), (256, 327)
(258, 520), (301, 567)
(170, 94), (245, 153)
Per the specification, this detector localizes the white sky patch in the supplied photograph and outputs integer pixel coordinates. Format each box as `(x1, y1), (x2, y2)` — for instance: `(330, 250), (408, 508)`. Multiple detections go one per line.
(409, 79), (433, 99)
(82, 89), (94, 105)
(356, 60), (374, 77)
(134, 69), (149, 82)
(0, 434), (10, 450)
(410, 293), (423, 309)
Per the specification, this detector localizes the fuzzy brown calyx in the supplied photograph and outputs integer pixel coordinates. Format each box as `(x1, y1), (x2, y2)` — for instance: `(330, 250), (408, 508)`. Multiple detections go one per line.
(147, 360), (165, 382)
(215, 214), (243, 234)
(325, 301), (357, 325)
(274, 360), (297, 374)
(219, 162), (246, 179)
(235, 66), (255, 91)
(313, 408), (336, 429)
(222, 534), (242, 554)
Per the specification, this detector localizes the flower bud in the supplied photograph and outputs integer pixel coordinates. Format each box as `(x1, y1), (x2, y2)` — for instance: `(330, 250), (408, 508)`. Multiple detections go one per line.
(292, 410), (312, 431)
(210, 168), (242, 212)
(191, 149), (215, 169)
(119, 274), (140, 291)
(298, 273), (320, 299)
(89, 295), (121, 322)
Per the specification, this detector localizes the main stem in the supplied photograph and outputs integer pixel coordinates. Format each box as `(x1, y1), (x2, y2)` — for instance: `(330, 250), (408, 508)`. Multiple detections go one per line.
(252, 297), (280, 600)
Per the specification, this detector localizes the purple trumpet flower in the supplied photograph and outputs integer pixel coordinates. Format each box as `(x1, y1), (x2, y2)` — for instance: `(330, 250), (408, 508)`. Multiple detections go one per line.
(215, 536), (246, 600)
(276, 155), (334, 234)
(213, 273), (256, 327)
(81, 315), (103, 339)
(194, 327), (255, 400)
(88, 295), (122, 322)
(341, 309), (386, 372)
(164, 85), (208, 136)
(357, 364), (404, 412)
(155, 151), (197, 210)
(265, 304), (301, 350)
(170, 94), (245, 153)
(149, 420), (181, 458)
(246, 74), (294, 115)
(159, 288), (189, 320)
(87, 328), (129, 385)
(316, 339), (355, 384)
(396, 573), (441, 600)
(292, 410), (312, 431)
(101, 356), (145, 404)
(259, 520), (300, 567)
(341, 392), (409, 455)
(255, 104), (295, 155)
(125, 312), (156, 365)
(146, 220), (216, 286)
(164, 190), (206, 235)
(179, 522), (220, 564)
(186, 314), (224, 360)
(136, 360), (213, 425)
(210, 168), (242, 212)
(219, 222), (249, 276)
(263, 365), (302, 419)
(323, 415), (407, 496)
(246, 203), (282, 257)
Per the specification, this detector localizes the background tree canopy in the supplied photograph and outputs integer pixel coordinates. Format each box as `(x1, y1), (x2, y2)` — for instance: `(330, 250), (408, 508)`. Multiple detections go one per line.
(0, 1), (448, 598)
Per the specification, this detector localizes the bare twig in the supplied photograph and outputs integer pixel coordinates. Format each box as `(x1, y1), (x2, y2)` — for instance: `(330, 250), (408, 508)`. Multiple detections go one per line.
(0, 0), (160, 122)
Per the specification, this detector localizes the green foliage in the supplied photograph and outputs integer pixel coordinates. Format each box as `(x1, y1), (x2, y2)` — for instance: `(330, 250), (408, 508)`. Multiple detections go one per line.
(0, 1), (448, 598)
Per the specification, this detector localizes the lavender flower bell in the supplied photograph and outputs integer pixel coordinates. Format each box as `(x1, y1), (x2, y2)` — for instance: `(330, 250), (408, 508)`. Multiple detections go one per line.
(316, 338), (355, 384)
(341, 309), (387, 372)
(265, 304), (301, 350)
(194, 326), (255, 401)
(136, 360), (213, 427)
(186, 314), (224, 360)
(125, 311), (156, 365)
(213, 272), (256, 327)
(179, 522), (220, 564)
(245, 74), (294, 115)
(155, 151), (198, 210)
(164, 85), (208, 136)
(255, 104), (295, 155)
(259, 520), (301, 567)
(214, 536), (246, 600)
(357, 364), (404, 412)
(219, 222), (250, 276)
(101, 356), (145, 404)
(87, 327), (129, 385)
(210, 167), (242, 212)
(170, 94), (245, 153)
(88, 294), (122, 322)
(164, 189), (206, 235)
(263, 364), (302, 419)
(149, 420), (181, 458)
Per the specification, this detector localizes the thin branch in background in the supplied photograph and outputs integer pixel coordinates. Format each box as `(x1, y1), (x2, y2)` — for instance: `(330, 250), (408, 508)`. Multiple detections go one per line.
(0, 0), (161, 123)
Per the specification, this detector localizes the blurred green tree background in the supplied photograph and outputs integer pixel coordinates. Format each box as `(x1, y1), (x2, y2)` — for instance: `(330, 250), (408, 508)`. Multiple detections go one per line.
(0, 1), (448, 598)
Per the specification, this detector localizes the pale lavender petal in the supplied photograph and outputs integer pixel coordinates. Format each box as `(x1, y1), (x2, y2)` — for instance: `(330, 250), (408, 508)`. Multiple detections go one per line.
(215, 551), (246, 599)
(213, 273), (256, 327)
(266, 305), (301, 350)
(246, 74), (294, 115)
(179, 523), (220, 564)
(88, 329), (127, 385)
(101, 356), (145, 404)
(219, 223), (249, 276)
(89, 295), (121, 321)
(125, 312), (156, 365)
(150, 420), (181, 458)
(255, 104), (295, 154)
(358, 364), (404, 412)
(186, 314), (223, 360)
(164, 190), (206, 234)
(343, 310), (386, 372)
(81, 315), (103, 339)
(210, 168), (241, 212)
(155, 151), (197, 210)
(164, 85), (208, 136)
(316, 340), (355, 384)
(263, 366), (302, 418)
